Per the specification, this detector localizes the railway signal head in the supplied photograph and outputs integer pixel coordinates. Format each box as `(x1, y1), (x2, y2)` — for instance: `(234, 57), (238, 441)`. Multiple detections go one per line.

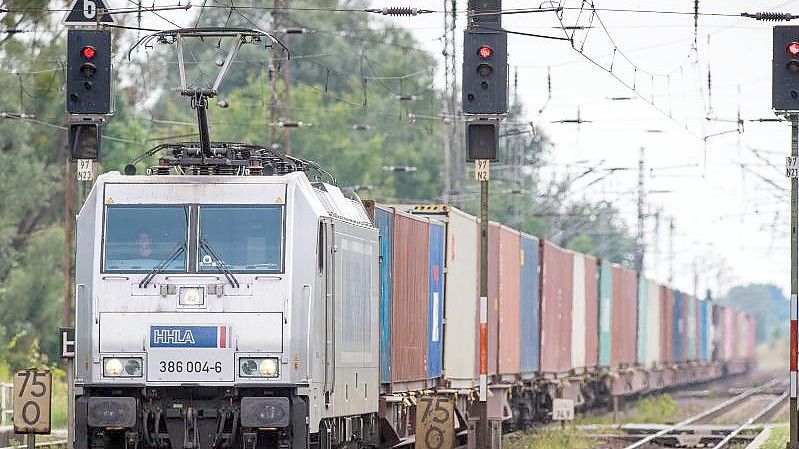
(67, 29), (112, 114)
(462, 30), (508, 115)
(772, 26), (799, 111)
(69, 123), (101, 160)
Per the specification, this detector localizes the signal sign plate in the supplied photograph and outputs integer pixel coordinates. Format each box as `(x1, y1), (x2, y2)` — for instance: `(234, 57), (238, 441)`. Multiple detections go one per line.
(63, 0), (117, 26)
(77, 159), (94, 181)
(13, 370), (51, 434)
(552, 398), (575, 421)
(414, 396), (454, 449)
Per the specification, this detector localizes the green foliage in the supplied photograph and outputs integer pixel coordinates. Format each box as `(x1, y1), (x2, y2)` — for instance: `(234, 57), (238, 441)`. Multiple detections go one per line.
(503, 426), (596, 449)
(633, 394), (678, 424)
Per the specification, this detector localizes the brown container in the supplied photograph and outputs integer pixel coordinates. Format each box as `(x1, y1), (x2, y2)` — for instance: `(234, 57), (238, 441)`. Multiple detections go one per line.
(611, 265), (637, 367)
(584, 256), (599, 368)
(539, 240), (574, 374)
(498, 226), (521, 375)
(487, 223), (501, 376)
(659, 286), (674, 364)
(391, 211), (430, 383)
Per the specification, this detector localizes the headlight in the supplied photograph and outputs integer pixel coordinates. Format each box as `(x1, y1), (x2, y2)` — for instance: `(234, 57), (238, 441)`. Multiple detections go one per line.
(104, 357), (143, 377)
(179, 287), (204, 306)
(239, 357), (279, 378)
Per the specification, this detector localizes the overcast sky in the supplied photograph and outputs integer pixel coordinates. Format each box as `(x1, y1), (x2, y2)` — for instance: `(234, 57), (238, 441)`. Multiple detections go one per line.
(106, 0), (794, 298)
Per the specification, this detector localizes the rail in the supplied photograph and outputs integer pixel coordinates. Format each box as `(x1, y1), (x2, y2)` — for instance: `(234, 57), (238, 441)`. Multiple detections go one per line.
(623, 377), (783, 449)
(710, 390), (788, 449)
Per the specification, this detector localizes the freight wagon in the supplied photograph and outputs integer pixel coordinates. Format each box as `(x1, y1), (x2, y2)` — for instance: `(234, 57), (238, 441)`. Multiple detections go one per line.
(374, 203), (757, 444)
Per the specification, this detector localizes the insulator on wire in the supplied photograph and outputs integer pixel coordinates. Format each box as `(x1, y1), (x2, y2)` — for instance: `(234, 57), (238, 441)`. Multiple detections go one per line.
(365, 7), (432, 16)
(741, 11), (799, 21)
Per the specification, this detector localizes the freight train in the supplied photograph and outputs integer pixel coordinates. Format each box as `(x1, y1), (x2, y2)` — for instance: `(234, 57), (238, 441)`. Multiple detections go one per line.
(69, 144), (756, 449)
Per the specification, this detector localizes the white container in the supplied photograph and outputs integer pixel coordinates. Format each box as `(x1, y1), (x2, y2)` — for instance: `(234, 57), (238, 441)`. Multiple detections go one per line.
(645, 279), (661, 367)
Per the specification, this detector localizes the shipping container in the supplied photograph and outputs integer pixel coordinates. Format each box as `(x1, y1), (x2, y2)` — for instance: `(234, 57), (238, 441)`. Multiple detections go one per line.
(611, 265), (638, 367)
(519, 233), (540, 375)
(487, 223), (501, 376)
(427, 221), (445, 378)
(672, 290), (684, 363)
(440, 207), (480, 387)
(745, 314), (756, 360)
(584, 256), (599, 368)
(699, 299), (709, 362)
(572, 252), (587, 370)
(498, 226), (522, 375)
(686, 295), (697, 361)
(659, 286), (674, 364)
(711, 304), (720, 361)
(636, 276), (647, 366)
(721, 306), (735, 361)
(735, 311), (748, 360)
(645, 279), (661, 368)
(374, 206), (394, 383)
(598, 260), (613, 367)
(540, 240), (574, 373)
(391, 211), (430, 383)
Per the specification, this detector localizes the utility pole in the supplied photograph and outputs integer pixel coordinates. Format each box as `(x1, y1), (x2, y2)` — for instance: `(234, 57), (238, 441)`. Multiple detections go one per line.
(270, 0), (292, 154)
(450, 0), (464, 207)
(635, 147), (646, 274)
(441, 0), (452, 203)
(790, 113), (798, 449)
(653, 209), (661, 280)
(668, 217), (675, 285)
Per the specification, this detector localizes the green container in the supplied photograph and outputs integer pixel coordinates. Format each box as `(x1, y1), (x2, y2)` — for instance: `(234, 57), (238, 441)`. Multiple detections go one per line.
(598, 260), (613, 366)
(636, 275), (648, 365)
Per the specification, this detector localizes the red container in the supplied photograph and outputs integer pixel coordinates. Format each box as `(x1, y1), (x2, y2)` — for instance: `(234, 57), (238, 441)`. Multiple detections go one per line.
(498, 226), (521, 375)
(584, 256), (599, 368)
(745, 314), (756, 360)
(391, 211), (430, 383)
(611, 265), (637, 368)
(539, 240), (574, 374)
(487, 223), (501, 376)
(695, 296), (701, 361)
(660, 286), (673, 364)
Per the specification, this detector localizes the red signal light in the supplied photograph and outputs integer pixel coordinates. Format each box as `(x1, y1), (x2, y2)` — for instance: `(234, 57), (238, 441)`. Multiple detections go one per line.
(81, 46), (96, 60)
(478, 45), (493, 59)
(788, 42), (799, 57)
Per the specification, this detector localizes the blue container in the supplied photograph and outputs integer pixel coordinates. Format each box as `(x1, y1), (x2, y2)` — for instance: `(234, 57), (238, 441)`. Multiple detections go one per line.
(672, 290), (684, 363)
(699, 299), (710, 361)
(598, 260), (613, 366)
(375, 207), (394, 383)
(636, 275), (647, 366)
(519, 233), (540, 373)
(427, 221), (445, 378)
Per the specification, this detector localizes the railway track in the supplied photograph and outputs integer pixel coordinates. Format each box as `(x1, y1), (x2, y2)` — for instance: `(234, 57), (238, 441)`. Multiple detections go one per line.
(617, 377), (787, 448)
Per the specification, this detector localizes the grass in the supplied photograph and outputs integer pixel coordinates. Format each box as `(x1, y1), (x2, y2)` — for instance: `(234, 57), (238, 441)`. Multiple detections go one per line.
(503, 426), (597, 449)
(574, 394), (678, 426)
(760, 425), (789, 449)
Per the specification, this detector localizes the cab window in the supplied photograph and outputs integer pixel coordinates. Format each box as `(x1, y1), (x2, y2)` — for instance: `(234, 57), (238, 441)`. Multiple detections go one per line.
(198, 205), (284, 273)
(103, 205), (189, 272)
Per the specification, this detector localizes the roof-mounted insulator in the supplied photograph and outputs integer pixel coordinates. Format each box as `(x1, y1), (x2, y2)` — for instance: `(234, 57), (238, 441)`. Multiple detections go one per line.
(365, 7), (433, 16)
(740, 11), (799, 21)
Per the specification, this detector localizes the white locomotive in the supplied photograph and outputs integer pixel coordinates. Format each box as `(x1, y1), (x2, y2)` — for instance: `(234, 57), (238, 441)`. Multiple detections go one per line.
(72, 144), (380, 449)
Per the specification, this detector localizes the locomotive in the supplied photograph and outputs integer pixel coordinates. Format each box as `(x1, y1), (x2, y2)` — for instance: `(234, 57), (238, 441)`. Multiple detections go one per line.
(72, 143), (381, 449)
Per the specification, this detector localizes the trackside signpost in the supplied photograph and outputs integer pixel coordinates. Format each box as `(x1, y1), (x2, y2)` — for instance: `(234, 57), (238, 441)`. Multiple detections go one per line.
(773, 25), (799, 449)
(13, 369), (52, 449)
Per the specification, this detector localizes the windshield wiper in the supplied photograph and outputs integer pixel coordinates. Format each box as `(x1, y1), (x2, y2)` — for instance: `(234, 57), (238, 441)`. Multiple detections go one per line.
(139, 242), (186, 289)
(199, 237), (240, 288)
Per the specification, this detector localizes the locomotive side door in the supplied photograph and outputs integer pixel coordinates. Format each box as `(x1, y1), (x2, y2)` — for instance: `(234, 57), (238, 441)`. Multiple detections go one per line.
(321, 220), (335, 404)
